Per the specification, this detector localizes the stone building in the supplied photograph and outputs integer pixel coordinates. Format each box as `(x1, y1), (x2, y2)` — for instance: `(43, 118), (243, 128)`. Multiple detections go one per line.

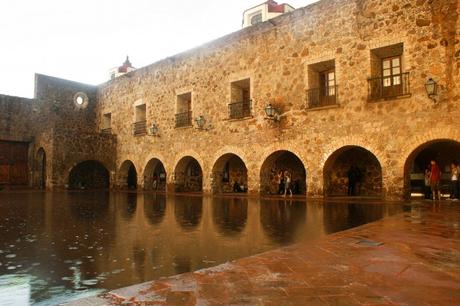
(0, 0), (459, 200)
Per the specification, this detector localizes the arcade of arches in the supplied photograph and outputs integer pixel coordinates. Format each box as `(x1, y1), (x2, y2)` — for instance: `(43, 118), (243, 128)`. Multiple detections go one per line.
(53, 139), (460, 199)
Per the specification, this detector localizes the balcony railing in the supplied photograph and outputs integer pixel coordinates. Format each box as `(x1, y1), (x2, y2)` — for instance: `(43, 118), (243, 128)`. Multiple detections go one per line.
(133, 120), (147, 136)
(175, 111), (192, 128)
(306, 86), (338, 109)
(228, 100), (252, 119)
(101, 128), (112, 135)
(368, 72), (410, 101)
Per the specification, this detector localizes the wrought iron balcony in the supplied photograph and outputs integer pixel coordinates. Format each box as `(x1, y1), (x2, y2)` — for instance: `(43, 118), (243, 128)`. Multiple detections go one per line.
(175, 111), (192, 128)
(368, 72), (410, 101)
(101, 128), (112, 135)
(228, 100), (251, 119)
(306, 86), (339, 109)
(133, 120), (146, 136)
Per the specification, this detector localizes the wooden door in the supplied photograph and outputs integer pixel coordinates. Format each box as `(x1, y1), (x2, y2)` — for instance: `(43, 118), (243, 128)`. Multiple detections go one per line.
(0, 141), (29, 185)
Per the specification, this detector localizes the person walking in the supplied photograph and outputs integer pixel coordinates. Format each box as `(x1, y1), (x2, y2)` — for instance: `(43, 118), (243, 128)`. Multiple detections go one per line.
(450, 161), (459, 201)
(283, 171), (293, 197)
(430, 160), (441, 200)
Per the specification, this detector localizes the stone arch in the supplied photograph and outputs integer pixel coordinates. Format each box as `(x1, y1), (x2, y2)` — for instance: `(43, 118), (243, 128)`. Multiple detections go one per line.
(68, 160), (110, 189)
(403, 139), (460, 199)
(259, 150), (307, 195)
(323, 146), (383, 197)
(174, 156), (203, 192)
(119, 160), (138, 189)
(143, 158), (167, 191)
(35, 148), (46, 189)
(211, 153), (248, 194)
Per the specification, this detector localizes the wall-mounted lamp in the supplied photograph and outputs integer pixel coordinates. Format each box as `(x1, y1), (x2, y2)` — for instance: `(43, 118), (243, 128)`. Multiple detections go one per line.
(195, 115), (212, 131)
(264, 103), (281, 122)
(149, 123), (160, 136)
(425, 78), (438, 102)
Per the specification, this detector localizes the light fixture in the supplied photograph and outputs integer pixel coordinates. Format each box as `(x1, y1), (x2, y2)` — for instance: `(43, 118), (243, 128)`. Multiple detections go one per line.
(195, 115), (206, 129)
(195, 115), (212, 131)
(425, 78), (438, 102)
(265, 103), (281, 122)
(149, 123), (160, 136)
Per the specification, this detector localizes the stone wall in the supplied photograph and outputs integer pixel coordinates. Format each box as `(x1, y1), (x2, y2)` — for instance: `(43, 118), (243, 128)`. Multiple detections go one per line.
(0, 94), (35, 142)
(93, 0), (460, 199)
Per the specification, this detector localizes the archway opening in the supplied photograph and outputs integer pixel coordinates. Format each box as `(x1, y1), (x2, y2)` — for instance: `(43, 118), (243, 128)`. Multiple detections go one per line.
(119, 160), (138, 189)
(323, 146), (382, 197)
(143, 158), (167, 191)
(68, 160), (110, 189)
(260, 150), (306, 195)
(404, 140), (460, 199)
(174, 156), (203, 192)
(211, 153), (248, 194)
(36, 148), (46, 189)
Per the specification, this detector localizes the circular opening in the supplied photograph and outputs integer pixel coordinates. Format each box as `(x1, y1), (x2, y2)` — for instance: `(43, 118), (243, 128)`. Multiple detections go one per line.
(75, 96), (84, 105)
(73, 92), (89, 108)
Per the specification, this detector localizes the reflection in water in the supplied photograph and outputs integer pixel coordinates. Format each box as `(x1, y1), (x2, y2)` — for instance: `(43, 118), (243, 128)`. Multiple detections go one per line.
(260, 200), (306, 244)
(212, 198), (248, 236)
(323, 203), (384, 234)
(0, 192), (403, 305)
(174, 196), (203, 230)
(121, 193), (137, 220)
(173, 256), (192, 274)
(143, 194), (166, 225)
(69, 192), (110, 220)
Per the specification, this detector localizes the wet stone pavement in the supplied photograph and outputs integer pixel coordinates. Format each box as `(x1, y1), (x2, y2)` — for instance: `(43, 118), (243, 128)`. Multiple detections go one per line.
(71, 200), (460, 306)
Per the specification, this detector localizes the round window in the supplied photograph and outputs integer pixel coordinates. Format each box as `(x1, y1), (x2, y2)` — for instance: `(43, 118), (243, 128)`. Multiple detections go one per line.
(74, 92), (89, 109)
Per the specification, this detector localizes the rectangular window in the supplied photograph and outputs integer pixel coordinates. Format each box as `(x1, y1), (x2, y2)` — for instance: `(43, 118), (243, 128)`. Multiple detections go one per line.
(133, 104), (146, 135)
(229, 78), (251, 119)
(368, 43), (410, 101)
(102, 113), (112, 134)
(176, 92), (192, 128)
(307, 60), (338, 108)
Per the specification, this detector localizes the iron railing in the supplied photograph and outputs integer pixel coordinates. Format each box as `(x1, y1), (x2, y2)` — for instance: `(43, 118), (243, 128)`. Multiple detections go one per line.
(228, 100), (252, 119)
(175, 111), (192, 128)
(101, 128), (112, 135)
(306, 85), (338, 109)
(133, 120), (146, 135)
(368, 72), (410, 101)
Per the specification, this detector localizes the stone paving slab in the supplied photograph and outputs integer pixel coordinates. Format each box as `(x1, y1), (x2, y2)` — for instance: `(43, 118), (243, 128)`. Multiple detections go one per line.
(69, 201), (460, 305)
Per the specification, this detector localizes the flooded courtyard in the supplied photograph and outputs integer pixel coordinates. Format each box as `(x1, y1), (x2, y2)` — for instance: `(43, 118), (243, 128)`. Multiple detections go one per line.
(0, 191), (404, 305)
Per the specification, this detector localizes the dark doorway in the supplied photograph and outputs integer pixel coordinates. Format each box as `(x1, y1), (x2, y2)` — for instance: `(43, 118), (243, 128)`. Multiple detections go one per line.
(324, 146), (382, 197)
(260, 151), (306, 195)
(174, 156), (203, 192)
(36, 148), (46, 189)
(0, 140), (29, 186)
(404, 140), (460, 199)
(68, 160), (109, 189)
(211, 154), (248, 194)
(127, 164), (137, 189)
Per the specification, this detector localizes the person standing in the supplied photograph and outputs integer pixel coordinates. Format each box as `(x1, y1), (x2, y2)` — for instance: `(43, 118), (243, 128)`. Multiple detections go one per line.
(277, 170), (284, 195)
(347, 166), (357, 196)
(430, 160), (441, 200)
(424, 165), (432, 200)
(450, 161), (459, 200)
(283, 171), (293, 197)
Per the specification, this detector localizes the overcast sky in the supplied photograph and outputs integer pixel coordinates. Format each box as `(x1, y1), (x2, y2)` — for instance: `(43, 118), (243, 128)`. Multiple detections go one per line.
(0, 0), (317, 98)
